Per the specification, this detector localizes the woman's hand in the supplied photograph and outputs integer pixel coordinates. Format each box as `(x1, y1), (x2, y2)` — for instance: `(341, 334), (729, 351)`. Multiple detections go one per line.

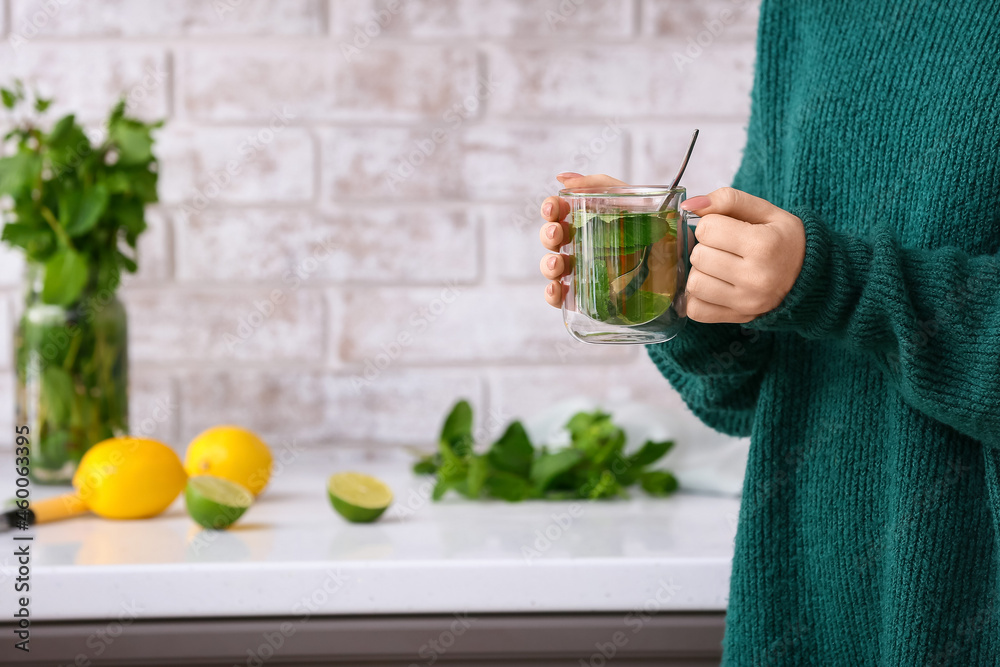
(681, 187), (805, 324)
(538, 172), (626, 307)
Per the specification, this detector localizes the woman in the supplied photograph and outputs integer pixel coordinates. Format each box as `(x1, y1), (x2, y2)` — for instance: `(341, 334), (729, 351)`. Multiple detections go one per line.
(537, 2), (1000, 664)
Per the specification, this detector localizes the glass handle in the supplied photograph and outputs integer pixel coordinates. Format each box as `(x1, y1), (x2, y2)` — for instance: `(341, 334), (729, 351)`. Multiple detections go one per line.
(684, 211), (701, 254)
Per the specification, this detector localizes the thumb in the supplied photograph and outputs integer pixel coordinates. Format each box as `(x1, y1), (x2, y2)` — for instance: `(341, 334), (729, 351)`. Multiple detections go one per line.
(556, 173), (629, 188)
(681, 187), (790, 225)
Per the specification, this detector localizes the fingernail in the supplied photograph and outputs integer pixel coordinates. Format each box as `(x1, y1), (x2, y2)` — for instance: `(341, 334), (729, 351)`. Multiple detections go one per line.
(546, 224), (557, 239)
(557, 172), (582, 179)
(681, 195), (711, 211)
(547, 256), (558, 269)
(546, 284), (554, 296)
(542, 202), (553, 216)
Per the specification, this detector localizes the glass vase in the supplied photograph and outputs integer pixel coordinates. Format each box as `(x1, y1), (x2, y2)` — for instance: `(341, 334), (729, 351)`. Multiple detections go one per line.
(14, 264), (129, 483)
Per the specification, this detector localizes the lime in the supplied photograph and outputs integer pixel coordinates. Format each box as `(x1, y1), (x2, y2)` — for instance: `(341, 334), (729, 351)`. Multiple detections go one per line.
(327, 472), (393, 523)
(185, 475), (254, 530)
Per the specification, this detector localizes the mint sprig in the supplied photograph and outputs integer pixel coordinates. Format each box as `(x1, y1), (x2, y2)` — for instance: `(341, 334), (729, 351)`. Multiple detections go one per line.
(0, 80), (161, 303)
(413, 400), (678, 501)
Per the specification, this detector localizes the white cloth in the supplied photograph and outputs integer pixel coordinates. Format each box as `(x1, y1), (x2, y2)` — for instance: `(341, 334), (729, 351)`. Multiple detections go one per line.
(523, 398), (749, 497)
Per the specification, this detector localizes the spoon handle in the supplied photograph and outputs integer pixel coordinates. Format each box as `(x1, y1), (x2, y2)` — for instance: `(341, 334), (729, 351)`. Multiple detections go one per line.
(668, 129), (700, 191)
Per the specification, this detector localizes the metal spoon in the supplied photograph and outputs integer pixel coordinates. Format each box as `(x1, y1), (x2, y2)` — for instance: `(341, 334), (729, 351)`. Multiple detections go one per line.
(609, 246), (650, 299)
(663, 128), (699, 205)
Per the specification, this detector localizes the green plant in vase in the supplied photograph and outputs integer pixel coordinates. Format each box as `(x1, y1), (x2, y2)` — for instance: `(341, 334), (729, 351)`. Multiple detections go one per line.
(0, 81), (161, 482)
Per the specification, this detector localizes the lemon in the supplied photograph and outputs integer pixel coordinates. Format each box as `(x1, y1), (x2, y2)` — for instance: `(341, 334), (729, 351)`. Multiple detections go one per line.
(184, 426), (273, 496)
(72, 437), (187, 520)
(327, 472), (393, 523)
(185, 475), (253, 530)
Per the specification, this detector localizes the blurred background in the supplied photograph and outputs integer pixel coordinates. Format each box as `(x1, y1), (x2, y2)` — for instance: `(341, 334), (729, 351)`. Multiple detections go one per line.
(0, 0), (758, 455)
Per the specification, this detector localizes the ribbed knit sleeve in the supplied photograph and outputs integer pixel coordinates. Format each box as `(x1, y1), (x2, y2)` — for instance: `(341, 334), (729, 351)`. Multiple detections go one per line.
(751, 211), (1000, 447)
(646, 323), (772, 437)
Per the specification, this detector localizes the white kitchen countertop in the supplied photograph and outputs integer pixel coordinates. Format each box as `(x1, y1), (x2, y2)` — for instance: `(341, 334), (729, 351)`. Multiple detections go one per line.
(0, 449), (739, 622)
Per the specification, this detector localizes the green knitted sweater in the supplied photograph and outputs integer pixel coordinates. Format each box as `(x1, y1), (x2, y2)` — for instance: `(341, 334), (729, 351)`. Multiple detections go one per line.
(647, 1), (1000, 664)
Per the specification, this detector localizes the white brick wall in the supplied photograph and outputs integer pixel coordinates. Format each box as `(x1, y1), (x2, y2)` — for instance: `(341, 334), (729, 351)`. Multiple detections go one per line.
(330, 0), (636, 38)
(129, 372), (178, 447)
(0, 0), (758, 451)
(175, 207), (479, 284)
(176, 368), (485, 446)
(486, 44), (752, 119)
(0, 44), (169, 122)
(180, 46), (480, 122)
(129, 208), (173, 285)
(337, 284), (635, 365)
(9, 0), (327, 37)
(157, 127), (316, 205)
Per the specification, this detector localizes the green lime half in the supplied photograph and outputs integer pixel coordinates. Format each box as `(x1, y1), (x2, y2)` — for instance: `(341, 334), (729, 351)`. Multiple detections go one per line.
(185, 475), (254, 530)
(327, 472), (393, 523)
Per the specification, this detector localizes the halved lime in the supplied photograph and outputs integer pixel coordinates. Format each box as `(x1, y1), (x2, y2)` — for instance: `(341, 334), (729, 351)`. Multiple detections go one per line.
(185, 475), (254, 530)
(327, 472), (393, 523)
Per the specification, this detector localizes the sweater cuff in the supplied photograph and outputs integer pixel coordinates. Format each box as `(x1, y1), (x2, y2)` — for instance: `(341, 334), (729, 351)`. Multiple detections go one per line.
(646, 320), (769, 377)
(748, 209), (834, 335)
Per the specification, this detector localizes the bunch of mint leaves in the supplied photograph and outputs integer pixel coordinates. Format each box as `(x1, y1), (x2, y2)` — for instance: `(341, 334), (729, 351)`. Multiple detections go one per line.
(413, 400), (679, 501)
(0, 80), (161, 305)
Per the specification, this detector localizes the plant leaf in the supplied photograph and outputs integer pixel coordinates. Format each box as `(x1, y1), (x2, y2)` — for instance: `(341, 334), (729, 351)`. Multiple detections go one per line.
(617, 290), (672, 326)
(432, 478), (451, 501)
(628, 439), (674, 468)
(39, 430), (71, 469)
(42, 365), (75, 426)
(115, 249), (137, 273)
(1, 88), (17, 109)
(57, 189), (81, 228)
(47, 114), (92, 176)
(413, 457), (438, 475)
(640, 470), (679, 497)
(466, 455), (488, 498)
(593, 258), (611, 321)
(41, 248), (89, 306)
(565, 411), (623, 464)
(487, 421), (534, 478)
(64, 185), (109, 237)
(108, 98), (126, 125)
(1, 222), (53, 253)
(531, 449), (584, 492)
(126, 167), (159, 203)
(432, 477), (469, 500)
(565, 411), (604, 438)
(484, 471), (533, 502)
(47, 114), (78, 147)
(440, 399), (474, 456)
(584, 469), (622, 500)
(110, 121), (154, 165)
(95, 249), (123, 293)
(113, 196), (147, 246)
(0, 152), (42, 197)
(573, 209), (673, 251)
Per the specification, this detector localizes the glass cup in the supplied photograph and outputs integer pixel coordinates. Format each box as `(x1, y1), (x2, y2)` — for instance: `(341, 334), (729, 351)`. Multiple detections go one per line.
(559, 186), (694, 344)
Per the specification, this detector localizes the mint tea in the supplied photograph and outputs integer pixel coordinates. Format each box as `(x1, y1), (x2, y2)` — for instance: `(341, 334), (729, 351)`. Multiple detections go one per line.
(571, 208), (679, 326)
(560, 187), (690, 344)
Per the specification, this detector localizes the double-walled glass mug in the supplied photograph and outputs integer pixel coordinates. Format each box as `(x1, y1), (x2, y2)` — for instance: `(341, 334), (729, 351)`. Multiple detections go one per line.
(559, 186), (694, 344)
